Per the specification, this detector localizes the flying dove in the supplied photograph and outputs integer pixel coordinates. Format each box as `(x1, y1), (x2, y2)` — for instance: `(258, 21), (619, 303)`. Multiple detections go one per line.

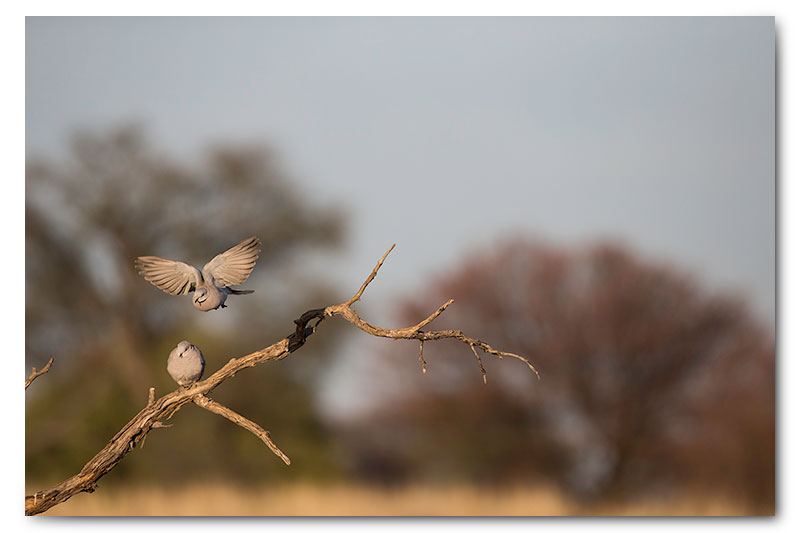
(135, 236), (261, 311)
(167, 340), (205, 387)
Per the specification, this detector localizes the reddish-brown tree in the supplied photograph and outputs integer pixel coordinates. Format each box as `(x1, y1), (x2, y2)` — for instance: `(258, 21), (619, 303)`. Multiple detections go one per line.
(344, 239), (774, 508)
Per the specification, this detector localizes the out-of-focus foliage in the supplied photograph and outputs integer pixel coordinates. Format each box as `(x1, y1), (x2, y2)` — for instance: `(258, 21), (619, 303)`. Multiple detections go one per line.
(26, 125), (347, 484)
(339, 239), (774, 509)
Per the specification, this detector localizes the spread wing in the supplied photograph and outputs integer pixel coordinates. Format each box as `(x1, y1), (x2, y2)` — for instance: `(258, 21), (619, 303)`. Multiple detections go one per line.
(202, 236), (261, 288)
(135, 256), (203, 295)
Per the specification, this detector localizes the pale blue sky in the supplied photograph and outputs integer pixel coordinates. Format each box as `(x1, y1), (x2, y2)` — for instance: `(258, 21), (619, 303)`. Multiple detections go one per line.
(25, 16), (775, 416)
(26, 16), (774, 321)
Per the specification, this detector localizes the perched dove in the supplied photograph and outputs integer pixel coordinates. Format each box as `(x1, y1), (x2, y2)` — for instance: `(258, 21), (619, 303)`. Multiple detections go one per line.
(167, 341), (205, 387)
(135, 236), (261, 311)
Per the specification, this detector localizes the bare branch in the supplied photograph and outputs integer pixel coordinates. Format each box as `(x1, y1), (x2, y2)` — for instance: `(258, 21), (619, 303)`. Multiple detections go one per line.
(411, 299), (454, 330)
(193, 395), (290, 465)
(469, 343), (488, 384)
(471, 341), (541, 379)
(25, 244), (538, 515)
(323, 247), (539, 380)
(418, 340), (427, 374)
(323, 304), (539, 380)
(25, 357), (54, 390)
(345, 243), (395, 306)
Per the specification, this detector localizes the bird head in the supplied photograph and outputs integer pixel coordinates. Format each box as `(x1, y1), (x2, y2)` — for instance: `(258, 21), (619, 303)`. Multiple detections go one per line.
(193, 287), (208, 306)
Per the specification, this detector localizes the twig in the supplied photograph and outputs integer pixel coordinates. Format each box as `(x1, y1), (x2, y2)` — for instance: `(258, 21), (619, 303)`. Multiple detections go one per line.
(25, 244), (538, 515)
(469, 344), (488, 384)
(25, 358), (54, 390)
(193, 395), (290, 465)
(344, 243), (395, 306)
(411, 299), (454, 330)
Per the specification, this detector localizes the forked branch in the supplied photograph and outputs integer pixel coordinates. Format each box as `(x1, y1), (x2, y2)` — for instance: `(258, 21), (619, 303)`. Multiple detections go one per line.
(324, 247), (539, 380)
(25, 245), (538, 515)
(25, 357), (54, 390)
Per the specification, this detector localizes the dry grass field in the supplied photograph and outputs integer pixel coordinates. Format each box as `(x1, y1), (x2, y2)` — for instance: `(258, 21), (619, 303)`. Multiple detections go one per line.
(30, 482), (770, 516)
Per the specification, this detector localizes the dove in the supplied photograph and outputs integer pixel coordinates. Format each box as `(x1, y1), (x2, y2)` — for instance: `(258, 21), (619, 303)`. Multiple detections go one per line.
(135, 236), (261, 311)
(167, 340), (205, 387)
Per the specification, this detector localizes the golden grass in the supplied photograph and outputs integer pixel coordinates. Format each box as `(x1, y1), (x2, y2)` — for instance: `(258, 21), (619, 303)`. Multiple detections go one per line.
(31, 482), (769, 517)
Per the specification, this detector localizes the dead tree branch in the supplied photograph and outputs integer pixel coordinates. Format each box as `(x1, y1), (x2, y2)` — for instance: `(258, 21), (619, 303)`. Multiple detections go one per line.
(25, 245), (538, 515)
(193, 395), (290, 465)
(25, 358), (54, 390)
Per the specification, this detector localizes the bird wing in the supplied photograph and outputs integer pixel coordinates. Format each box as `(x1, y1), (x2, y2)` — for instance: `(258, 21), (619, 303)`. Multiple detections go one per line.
(135, 256), (203, 295)
(202, 236), (261, 288)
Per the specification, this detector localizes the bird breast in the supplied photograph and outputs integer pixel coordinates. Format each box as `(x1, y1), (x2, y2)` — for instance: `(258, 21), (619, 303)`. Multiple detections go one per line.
(167, 346), (205, 386)
(193, 285), (227, 311)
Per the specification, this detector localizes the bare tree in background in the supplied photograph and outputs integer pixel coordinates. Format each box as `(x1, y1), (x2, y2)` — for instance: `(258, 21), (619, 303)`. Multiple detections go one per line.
(343, 239), (774, 509)
(26, 126), (345, 484)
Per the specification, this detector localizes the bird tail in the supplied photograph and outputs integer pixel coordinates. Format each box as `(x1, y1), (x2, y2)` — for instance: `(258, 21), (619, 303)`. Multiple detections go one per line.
(227, 288), (255, 295)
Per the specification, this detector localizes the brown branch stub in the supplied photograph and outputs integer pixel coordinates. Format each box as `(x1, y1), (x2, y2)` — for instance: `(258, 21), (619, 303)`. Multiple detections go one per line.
(193, 395), (290, 466)
(25, 357), (54, 390)
(469, 343), (488, 384)
(411, 299), (455, 330)
(418, 340), (427, 374)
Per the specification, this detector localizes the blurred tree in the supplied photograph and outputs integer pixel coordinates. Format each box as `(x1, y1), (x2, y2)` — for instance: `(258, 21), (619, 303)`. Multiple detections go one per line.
(340, 239), (774, 509)
(26, 125), (347, 485)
